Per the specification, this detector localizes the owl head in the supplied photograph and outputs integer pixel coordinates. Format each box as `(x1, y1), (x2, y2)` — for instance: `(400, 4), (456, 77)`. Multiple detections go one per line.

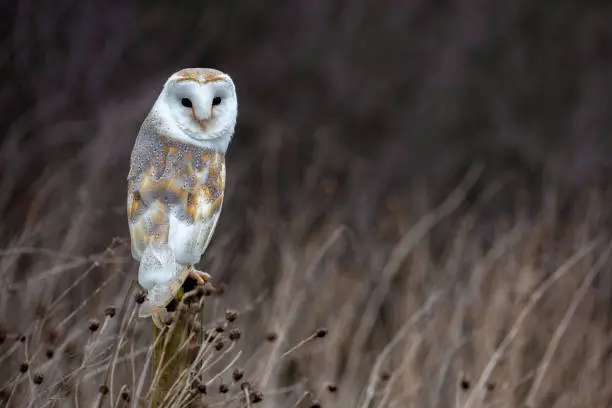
(149, 68), (238, 152)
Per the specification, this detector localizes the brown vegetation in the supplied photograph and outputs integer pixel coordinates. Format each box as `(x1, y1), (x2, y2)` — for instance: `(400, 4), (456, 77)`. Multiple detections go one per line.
(1, 1), (612, 407)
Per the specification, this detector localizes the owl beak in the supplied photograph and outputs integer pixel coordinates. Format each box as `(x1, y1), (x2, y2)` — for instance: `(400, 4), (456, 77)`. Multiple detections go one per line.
(196, 117), (211, 131)
(192, 107), (211, 131)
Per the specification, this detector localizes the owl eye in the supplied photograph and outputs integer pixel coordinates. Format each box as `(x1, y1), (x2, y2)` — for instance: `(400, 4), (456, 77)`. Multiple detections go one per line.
(181, 98), (192, 108)
(212, 97), (222, 106)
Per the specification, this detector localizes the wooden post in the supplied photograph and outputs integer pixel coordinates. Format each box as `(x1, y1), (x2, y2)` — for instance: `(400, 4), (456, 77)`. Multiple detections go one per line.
(150, 277), (203, 407)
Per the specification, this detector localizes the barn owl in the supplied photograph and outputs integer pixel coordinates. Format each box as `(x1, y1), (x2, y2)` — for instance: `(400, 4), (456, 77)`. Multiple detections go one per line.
(127, 68), (237, 328)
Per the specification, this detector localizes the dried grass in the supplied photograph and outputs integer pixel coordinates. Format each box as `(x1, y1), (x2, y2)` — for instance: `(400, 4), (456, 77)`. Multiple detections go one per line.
(2, 1), (612, 407)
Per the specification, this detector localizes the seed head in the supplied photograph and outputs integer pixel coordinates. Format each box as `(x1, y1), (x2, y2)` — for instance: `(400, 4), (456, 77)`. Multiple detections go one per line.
(121, 388), (130, 401)
(265, 332), (278, 342)
(315, 328), (328, 338)
(104, 307), (116, 318)
(218, 383), (229, 394)
(232, 368), (244, 382)
(19, 362), (28, 373)
(229, 328), (242, 341)
(134, 291), (146, 304)
(88, 319), (100, 332)
(250, 389), (264, 403)
(99, 385), (109, 395)
(205, 331), (216, 343)
(224, 309), (238, 322)
(33, 373), (44, 385)
(326, 383), (338, 393)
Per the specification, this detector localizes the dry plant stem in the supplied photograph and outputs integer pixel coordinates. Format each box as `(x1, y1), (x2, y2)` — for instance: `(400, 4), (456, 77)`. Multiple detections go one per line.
(525, 243), (612, 407)
(57, 271), (121, 330)
(110, 306), (139, 402)
(463, 241), (598, 408)
(244, 387), (252, 408)
(24, 336), (36, 408)
(280, 332), (320, 359)
(202, 345), (239, 385)
(0, 244), (117, 368)
(167, 343), (238, 407)
(293, 392), (311, 407)
(73, 332), (95, 408)
(113, 385), (129, 408)
(348, 164), (483, 375)
(172, 350), (243, 408)
(360, 291), (441, 408)
(73, 309), (113, 407)
(374, 335), (424, 408)
(259, 226), (347, 387)
(83, 346), (150, 380)
(99, 281), (138, 408)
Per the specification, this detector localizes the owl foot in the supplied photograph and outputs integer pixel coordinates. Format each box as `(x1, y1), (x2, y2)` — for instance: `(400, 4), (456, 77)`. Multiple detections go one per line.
(187, 268), (210, 285)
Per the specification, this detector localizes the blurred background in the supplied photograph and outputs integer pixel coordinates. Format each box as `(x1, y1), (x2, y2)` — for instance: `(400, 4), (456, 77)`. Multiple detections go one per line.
(1, 1), (612, 407)
(2, 0), (612, 229)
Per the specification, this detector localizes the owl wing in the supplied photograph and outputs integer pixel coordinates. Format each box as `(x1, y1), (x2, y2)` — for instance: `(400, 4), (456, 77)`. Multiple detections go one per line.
(126, 126), (171, 261)
(127, 123), (227, 266)
(167, 158), (226, 266)
(127, 125), (184, 261)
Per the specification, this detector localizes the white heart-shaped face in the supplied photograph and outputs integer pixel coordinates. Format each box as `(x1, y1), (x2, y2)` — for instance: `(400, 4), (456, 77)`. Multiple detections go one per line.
(150, 68), (238, 152)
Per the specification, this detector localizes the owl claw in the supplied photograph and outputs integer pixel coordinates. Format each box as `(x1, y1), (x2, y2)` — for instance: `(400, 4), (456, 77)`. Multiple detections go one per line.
(187, 268), (210, 285)
(147, 268), (209, 329)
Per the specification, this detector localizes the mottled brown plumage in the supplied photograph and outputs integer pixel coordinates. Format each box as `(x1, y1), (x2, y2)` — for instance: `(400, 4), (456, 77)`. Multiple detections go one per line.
(127, 130), (225, 261)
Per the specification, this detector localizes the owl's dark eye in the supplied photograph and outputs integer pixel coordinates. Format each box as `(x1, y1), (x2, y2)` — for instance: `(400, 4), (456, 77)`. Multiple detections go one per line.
(181, 98), (192, 108)
(212, 97), (222, 106)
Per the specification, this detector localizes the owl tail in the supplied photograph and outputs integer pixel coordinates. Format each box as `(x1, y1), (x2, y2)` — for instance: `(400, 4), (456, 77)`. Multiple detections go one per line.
(137, 243), (185, 319)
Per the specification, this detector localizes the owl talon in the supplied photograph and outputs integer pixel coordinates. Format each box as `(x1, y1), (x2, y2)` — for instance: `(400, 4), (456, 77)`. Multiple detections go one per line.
(187, 268), (210, 285)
